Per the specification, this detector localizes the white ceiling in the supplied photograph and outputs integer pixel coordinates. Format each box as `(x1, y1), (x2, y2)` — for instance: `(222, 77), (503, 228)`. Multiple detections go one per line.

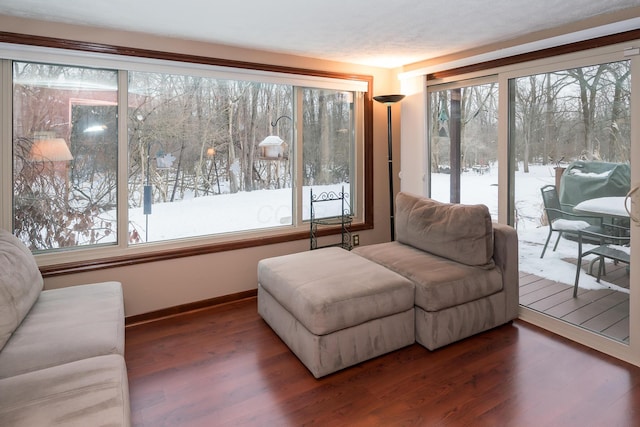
(0, 0), (639, 68)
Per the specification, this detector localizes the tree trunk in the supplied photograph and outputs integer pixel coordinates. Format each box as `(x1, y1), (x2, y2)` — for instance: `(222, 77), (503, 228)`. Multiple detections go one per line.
(318, 92), (330, 184)
(228, 99), (239, 193)
(244, 83), (260, 191)
(573, 66), (605, 157)
(544, 73), (552, 164)
(609, 69), (630, 161)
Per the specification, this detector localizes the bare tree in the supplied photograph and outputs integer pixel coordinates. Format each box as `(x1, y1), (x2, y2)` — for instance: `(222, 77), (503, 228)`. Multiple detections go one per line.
(568, 65), (606, 158)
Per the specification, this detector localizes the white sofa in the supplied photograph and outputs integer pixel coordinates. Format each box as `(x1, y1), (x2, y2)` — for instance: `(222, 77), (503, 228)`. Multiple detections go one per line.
(0, 230), (130, 426)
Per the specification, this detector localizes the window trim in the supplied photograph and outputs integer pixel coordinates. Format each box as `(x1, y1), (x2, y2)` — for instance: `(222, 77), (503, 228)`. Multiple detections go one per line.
(0, 31), (374, 276)
(426, 29), (640, 81)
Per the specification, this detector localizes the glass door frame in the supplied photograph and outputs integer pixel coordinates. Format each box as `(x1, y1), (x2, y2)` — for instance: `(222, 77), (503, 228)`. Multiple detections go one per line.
(499, 43), (640, 366)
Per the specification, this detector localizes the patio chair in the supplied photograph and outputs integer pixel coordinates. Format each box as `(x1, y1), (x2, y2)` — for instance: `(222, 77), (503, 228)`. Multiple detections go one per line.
(540, 184), (606, 258)
(573, 229), (630, 297)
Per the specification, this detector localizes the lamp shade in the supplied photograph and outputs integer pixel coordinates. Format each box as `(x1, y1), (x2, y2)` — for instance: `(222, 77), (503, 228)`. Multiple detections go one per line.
(373, 94), (405, 105)
(30, 138), (73, 162)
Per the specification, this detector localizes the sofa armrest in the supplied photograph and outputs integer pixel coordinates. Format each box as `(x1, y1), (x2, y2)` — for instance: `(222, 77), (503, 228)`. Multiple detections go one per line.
(492, 223), (519, 321)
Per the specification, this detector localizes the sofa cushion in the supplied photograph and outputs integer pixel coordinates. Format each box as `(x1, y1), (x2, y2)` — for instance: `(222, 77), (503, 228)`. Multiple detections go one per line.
(258, 247), (414, 335)
(353, 242), (503, 312)
(0, 354), (130, 427)
(395, 192), (494, 267)
(0, 281), (125, 379)
(0, 230), (43, 352)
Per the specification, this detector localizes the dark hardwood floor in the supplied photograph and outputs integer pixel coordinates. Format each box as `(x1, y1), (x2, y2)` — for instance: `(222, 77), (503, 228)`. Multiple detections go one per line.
(125, 298), (640, 427)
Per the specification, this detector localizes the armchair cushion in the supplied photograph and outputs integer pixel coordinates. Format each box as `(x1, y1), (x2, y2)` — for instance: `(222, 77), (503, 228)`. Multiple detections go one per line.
(0, 230), (43, 352)
(395, 193), (494, 267)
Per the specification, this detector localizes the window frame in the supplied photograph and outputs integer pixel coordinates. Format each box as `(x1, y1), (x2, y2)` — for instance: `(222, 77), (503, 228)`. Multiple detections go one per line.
(0, 33), (374, 275)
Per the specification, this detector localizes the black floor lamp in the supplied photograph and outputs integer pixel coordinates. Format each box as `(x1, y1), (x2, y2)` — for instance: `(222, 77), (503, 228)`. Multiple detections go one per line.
(374, 94), (405, 241)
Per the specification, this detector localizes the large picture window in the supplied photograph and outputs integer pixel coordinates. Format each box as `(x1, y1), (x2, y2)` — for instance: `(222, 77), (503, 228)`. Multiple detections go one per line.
(6, 53), (368, 257)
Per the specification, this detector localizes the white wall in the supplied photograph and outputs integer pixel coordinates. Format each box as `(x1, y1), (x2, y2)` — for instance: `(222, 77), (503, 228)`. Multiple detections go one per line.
(399, 75), (427, 197)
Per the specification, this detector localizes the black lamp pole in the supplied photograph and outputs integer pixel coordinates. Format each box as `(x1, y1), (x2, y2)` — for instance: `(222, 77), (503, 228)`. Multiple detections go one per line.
(374, 94), (405, 241)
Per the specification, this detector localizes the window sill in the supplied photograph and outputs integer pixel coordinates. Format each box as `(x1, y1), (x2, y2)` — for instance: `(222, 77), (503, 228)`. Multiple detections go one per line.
(39, 221), (372, 277)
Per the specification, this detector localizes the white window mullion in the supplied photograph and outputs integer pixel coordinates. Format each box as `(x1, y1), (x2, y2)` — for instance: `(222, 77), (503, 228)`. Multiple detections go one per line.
(353, 91), (365, 219)
(0, 60), (11, 230)
(293, 87), (304, 226)
(497, 74), (510, 225)
(117, 70), (129, 249)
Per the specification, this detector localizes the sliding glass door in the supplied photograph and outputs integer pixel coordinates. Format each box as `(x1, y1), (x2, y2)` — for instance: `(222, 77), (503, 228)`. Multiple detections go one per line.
(510, 58), (632, 344)
(420, 42), (640, 364)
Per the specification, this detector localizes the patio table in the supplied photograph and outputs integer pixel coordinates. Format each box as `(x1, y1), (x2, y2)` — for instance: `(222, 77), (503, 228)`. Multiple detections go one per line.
(573, 196), (629, 220)
(574, 196), (630, 276)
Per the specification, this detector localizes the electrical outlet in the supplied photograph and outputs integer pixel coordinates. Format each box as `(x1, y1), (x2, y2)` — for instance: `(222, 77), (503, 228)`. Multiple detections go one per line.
(352, 234), (360, 246)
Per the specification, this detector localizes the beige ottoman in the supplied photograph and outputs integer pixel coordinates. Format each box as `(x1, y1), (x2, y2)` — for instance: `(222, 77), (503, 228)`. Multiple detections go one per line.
(257, 247), (415, 378)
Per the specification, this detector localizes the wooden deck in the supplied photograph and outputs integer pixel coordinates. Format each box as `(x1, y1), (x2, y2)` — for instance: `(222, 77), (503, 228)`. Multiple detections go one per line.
(520, 257), (630, 343)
